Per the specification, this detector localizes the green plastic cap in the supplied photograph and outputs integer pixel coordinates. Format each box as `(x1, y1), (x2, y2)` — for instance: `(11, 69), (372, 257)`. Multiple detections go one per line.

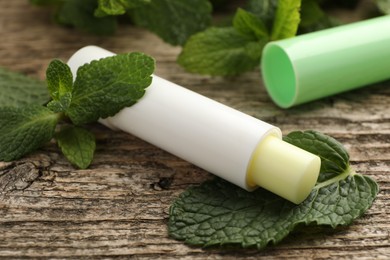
(261, 15), (390, 108)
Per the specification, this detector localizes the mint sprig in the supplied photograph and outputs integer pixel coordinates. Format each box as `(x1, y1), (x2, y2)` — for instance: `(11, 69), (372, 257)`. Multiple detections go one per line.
(0, 53), (155, 168)
(168, 130), (379, 249)
(178, 0), (301, 76)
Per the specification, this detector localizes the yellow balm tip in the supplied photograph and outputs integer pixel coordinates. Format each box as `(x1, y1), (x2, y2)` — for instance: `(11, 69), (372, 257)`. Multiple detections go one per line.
(247, 135), (321, 204)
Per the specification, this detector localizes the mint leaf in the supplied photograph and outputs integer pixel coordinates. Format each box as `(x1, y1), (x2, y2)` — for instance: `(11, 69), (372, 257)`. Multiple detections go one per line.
(168, 131), (379, 249)
(233, 8), (269, 39)
(130, 0), (212, 45)
(1, 52), (154, 168)
(46, 59), (73, 112)
(178, 27), (266, 76)
(66, 52), (155, 125)
(95, 0), (150, 17)
(177, 0), (304, 76)
(0, 105), (59, 161)
(271, 0), (301, 40)
(56, 126), (96, 169)
(56, 0), (117, 35)
(0, 67), (49, 107)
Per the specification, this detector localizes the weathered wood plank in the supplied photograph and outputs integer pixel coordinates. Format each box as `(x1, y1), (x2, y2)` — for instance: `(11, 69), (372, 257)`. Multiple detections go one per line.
(0, 0), (389, 258)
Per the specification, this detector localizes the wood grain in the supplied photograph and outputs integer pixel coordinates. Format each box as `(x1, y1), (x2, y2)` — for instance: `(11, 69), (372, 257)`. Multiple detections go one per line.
(0, 1), (389, 259)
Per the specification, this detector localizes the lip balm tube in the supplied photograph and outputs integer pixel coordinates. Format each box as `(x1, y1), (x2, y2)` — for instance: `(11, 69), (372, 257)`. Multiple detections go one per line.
(67, 46), (321, 204)
(261, 15), (390, 108)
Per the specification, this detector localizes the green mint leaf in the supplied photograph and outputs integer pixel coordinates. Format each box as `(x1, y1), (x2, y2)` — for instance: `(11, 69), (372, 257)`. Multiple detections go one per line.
(271, 0), (301, 40)
(178, 27), (266, 76)
(46, 59), (73, 100)
(46, 59), (73, 112)
(169, 175), (378, 249)
(168, 131), (379, 249)
(233, 8), (269, 39)
(0, 105), (59, 161)
(66, 52), (155, 125)
(130, 0), (212, 45)
(56, 0), (117, 35)
(0, 67), (49, 107)
(177, 1), (280, 76)
(95, 0), (150, 17)
(56, 126), (96, 169)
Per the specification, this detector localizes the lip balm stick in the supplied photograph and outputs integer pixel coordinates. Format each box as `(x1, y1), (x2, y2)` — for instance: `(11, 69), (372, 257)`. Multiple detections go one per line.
(262, 15), (390, 108)
(67, 46), (321, 204)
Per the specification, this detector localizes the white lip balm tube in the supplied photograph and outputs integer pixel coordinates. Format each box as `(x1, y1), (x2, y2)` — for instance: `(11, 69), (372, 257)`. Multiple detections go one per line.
(67, 46), (321, 204)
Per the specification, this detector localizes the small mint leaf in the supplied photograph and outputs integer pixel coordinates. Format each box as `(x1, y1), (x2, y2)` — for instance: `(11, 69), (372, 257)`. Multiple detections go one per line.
(56, 126), (96, 169)
(130, 0), (212, 45)
(271, 0), (301, 40)
(0, 67), (49, 107)
(178, 27), (266, 76)
(233, 8), (269, 39)
(66, 52), (155, 125)
(168, 131), (379, 249)
(0, 105), (59, 161)
(46, 59), (73, 101)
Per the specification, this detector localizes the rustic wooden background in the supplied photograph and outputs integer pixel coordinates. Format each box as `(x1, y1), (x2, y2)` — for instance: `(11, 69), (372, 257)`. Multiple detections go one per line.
(0, 1), (389, 259)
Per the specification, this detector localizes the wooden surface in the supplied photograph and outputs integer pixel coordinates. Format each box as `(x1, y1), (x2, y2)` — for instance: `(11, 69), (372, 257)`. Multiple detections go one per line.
(0, 1), (389, 259)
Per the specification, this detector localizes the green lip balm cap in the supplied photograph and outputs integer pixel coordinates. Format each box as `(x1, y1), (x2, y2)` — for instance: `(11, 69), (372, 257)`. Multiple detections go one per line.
(261, 15), (390, 108)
